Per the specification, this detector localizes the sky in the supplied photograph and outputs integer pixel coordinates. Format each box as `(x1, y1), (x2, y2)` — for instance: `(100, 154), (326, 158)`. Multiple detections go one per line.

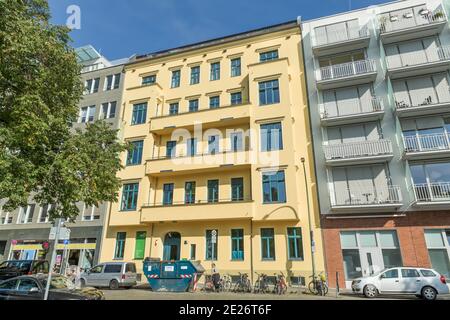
(48, 0), (392, 61)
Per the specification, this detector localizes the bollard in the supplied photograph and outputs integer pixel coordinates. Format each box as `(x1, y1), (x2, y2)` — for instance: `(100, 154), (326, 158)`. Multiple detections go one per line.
(336, 271), (340, 298)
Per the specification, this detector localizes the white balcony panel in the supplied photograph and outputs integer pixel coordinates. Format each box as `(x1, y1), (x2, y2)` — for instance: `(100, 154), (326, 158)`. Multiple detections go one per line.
(320, 97), (384, 126)
(412, 182), (450, 208)
(324, 139), (393, 165)
(403, 133), (450, 160)
(313, 25), (371, 57)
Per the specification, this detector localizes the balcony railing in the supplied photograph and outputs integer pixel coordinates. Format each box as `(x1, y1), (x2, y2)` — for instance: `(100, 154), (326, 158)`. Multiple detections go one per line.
(149, 149), (250, 161)
(413, 182), (450, 202)
(323, 139), (392, 161)
(143, 197), (252, 207)
(395, 90), (450, 111)
(404, 133), (450, 153)
(318, 59), (376, 81)
(313, 25), (370, 47)
(380, 8), (447, 33)
(320, 96), (383, 120)
(332, 185), (402, 206)
(386, 46), (450, 69)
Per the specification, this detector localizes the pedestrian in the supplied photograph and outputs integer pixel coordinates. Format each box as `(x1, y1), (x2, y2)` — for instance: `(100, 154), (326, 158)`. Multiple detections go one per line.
(211, 263), (220, 291)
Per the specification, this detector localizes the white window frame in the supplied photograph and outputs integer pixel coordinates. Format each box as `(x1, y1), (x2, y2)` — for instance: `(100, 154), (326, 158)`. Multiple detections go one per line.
(424, 229), (450, 263)
(0, 207), (12, 225)
(104, 73), (121, 91)
(84, 78), (99, 95)
(17, 205), (34, 224)
(81, 204), (98, 221)
(100, 101), (117, 120)
(38, 205), (51, 224)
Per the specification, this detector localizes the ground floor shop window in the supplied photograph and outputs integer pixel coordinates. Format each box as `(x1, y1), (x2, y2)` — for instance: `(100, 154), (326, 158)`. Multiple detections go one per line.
(425, 229), (450, 279)
(340, 230), (402, 280)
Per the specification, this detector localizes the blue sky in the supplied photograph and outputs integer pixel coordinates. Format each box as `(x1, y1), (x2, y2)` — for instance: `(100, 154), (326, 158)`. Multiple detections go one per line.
(48, 0), (391, 60)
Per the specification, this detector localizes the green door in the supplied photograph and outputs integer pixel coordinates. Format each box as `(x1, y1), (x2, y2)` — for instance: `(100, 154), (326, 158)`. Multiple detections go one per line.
(134, 232), (147, 260)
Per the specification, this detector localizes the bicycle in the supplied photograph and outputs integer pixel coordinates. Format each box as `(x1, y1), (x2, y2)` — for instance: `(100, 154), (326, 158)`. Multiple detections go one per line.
(253, 272), (270, 294)
(233, 272), (252, 293)
(221, 274), (232, 292)
(273, 272), (287, 295)
(308, 272), (329, 296)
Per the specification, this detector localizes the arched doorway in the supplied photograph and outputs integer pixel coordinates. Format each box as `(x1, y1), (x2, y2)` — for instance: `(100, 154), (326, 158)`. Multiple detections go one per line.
(163, 232), (181, 261)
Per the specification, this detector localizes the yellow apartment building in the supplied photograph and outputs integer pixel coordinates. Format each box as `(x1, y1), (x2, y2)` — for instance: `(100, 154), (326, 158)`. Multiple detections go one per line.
(100, 20), (325, 284)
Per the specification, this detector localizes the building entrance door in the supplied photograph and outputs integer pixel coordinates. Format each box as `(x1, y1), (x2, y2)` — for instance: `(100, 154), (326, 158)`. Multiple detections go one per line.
(163, 232), (181, 261)
(360, 248), (384, 277)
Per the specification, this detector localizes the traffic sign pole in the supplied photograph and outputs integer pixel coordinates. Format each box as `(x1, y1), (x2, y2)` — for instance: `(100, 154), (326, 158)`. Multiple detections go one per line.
(44, 218), (62, 300)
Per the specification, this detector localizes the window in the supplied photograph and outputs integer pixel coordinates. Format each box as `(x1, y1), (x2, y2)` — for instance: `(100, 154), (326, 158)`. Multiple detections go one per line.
(287, 228), (303, 260)
(382, 269), (399, 279)
(131, 103), (147, 125)
(210, 62), (220, 81)
(169, 102), (179, 115)
(127, 140), (144, 166)
(260, 50), (278, 62)
(190, 66), (200, 85)
(121, 183), (139, 211)
(231, 92), (242, 105)
(79, 105), (96, 123)
(166, 141), (176, 158)
(209, 96), (220, 109)
(39, 204), (51, 223)
(171, 70), (180, 88)
(185, 181), (196, 204)
(190, 244), (196, 260)
(18, 204), (35, 224)
(259, 80), (280, 105)
(114, 232), (126, 259)
(104, 264), (122, 273)
(230, 132), (243, 152)
(231, 58), (241, 77)
(105, 73), (121, 91)
(401, 269), (420, 278)
(0, 209), (12, 225)
(262, 171), (287, 204)
(188, 99), (199, 112)
(231, 178), (244, 201)
(425, 230), (450, 279)
(420, 269), (437, 277)
(134, 231), (146, 260)
(187, 138), (197, 156)
(231, 229), (244, 260)
(142, 74), (156, 85)
(82, 205), (99, 221)
(84, 78), (99, 94)
(207, 180), (219, 203)
(261, 228), (275, 260)
(206, 230), (218, 260)
(260, 122), (283, 151)
(17, 279), (39, 292)
(0, 279), (17, 290)
(163, 183), (174, 205)
(208, 135), (219, 154)
(100, 101), (117, 119)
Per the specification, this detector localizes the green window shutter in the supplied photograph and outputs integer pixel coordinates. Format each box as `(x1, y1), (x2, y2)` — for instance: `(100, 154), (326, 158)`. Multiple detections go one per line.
(134, 231), (146, 260)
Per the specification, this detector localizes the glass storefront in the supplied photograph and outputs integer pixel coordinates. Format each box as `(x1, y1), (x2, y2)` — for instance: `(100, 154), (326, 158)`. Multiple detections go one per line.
(425, 229), (450, 279)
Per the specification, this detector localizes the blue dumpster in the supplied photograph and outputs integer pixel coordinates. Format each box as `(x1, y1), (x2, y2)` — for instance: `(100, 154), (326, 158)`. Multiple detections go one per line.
(143, 258), (205, 292)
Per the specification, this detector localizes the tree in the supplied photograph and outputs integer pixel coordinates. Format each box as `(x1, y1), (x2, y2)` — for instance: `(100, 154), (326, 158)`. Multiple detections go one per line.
(0, 0), (127, 221)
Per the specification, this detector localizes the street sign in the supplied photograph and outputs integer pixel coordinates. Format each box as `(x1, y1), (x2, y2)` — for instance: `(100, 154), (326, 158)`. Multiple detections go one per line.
(211, 230), (217, 244)
(63, 239), (70, 245)
(49, 227), (71, 240)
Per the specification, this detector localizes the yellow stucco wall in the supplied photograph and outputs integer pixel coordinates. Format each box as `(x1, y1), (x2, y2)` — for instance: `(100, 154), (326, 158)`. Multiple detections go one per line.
(100, 24), (325, 284)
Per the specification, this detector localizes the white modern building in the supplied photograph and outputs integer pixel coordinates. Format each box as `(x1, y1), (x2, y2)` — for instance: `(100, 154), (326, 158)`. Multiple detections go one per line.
(301, 0), (450, 288)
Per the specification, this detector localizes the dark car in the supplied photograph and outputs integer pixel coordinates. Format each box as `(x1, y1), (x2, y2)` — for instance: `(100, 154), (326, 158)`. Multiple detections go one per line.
(0, 274), (105, 300)
(0, 260), (49, 281)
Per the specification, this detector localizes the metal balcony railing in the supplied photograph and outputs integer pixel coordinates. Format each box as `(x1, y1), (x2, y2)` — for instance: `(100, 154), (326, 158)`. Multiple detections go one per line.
(413, 182), (450, 202)
(386, 45), (450, 69)
(143, 197), (252, 207)
(313, 25), (370, 47)
(404, 133), (450, 153)
(323, 139), (392, 161)
(380, 8), (447, 33)
(332, 185), (402, 206)
(318, 59), (376, 81)
(320, 96), (383, 119)
(394, 89), (450, 110)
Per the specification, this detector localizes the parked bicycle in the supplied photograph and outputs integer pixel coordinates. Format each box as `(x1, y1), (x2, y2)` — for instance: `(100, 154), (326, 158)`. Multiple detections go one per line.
(221, 274), (232, 292)
(233, 272), (252, 293)
(253, 272), (270, 294)
(308, 272), (329, 296)
(273, 272), (287, 295)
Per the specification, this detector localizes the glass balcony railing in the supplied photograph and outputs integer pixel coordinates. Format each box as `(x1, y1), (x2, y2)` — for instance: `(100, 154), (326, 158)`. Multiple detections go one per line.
(318, 59), (376, 81)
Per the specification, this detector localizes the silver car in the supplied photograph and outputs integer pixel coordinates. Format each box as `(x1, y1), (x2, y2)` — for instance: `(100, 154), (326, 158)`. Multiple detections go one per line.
(351, 267), (449, 300)
(80, 262), (138, 290)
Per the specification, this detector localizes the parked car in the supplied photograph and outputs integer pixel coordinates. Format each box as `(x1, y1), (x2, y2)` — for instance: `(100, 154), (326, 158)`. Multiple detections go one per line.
(80, 262), (138, 290)
(0, 260), (49, 281)
(352, 267), (449, 300)
(0, 274), (104, 300)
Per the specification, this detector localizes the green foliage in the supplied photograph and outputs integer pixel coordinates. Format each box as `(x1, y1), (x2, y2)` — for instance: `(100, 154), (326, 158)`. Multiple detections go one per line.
(0, 0), (126, 221)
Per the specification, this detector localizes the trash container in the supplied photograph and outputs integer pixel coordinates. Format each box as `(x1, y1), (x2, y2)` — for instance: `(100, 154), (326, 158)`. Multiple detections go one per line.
(143, 258), (205, 292)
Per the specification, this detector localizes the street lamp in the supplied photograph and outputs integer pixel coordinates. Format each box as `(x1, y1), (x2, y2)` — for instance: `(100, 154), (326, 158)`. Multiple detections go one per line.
(301, 157), (316, 282)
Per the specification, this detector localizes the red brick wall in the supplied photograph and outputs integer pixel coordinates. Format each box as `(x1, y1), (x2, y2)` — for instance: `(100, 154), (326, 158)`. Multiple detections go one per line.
(321, 211), (450, 289)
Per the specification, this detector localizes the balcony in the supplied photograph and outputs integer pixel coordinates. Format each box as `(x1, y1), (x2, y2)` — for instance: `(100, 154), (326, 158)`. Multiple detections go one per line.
(141, 199), (254, 223)
(394, 96), (450, 118)
(316, 59), (377, 90)
(320, 96), (384, 126)
(150, 103), (251, 134)
(146, 150), (251, 177)
(412, 182), (450, 208)
(312, 26), (371, 57)
(403, 133), (450, 160)
(380, 8), (447, 44)
(331, 185), (402, 212)
(386, 46), (450, 79)
(323, 139), (393, 166)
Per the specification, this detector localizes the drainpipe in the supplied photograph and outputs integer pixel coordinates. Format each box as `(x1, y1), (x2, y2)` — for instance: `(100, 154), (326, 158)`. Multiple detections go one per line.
(149, 223), (155, 258)
(250, 219), (254, 285)
(302, 158), (316, 282)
